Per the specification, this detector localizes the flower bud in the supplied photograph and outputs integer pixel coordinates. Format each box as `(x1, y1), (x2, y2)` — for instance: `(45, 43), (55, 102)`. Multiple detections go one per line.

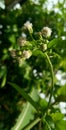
(41, 27), (52, 38)
(17, 37), (27, 47)
(40, 44), (47, 51)
(24, 21), (33, 33)
(43, 44), (47, 51)
(23, 50), (32, 59)
(10, 49), (16, 58)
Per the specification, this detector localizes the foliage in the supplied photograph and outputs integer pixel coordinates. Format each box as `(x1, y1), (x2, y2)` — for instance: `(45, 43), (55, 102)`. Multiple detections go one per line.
(0, 0), (66, 130)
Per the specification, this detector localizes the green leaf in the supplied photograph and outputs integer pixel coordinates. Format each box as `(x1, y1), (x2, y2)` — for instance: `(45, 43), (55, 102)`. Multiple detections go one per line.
(55, 120), (66, 130)
(56, 85), (66, 102)
(57, 85), (66, 96)
(60, 58), (66, 70)
(56, 95), (66, 102)
(51, 112), (64, 122)
(0, 66), (6, 78)
(1, 74), (6, 87)
(9, 34), (16, 47)
(32, 49), (44, 58)
(48, 38), (65, 49)
(24, 118), (40, 130)
(0, 66), (7, 87)
(8, 82), (39, 110)
(11, 87), (39, 130)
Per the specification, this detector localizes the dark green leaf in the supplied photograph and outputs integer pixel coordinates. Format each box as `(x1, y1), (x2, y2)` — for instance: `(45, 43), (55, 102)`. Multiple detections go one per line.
(8, 82), (39, 110)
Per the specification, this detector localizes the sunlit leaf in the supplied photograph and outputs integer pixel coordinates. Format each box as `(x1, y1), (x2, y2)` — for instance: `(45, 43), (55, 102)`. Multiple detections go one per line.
(11, 87), (39, 130)
(55, 120), (66, 130)
(51, 112), (64, 122)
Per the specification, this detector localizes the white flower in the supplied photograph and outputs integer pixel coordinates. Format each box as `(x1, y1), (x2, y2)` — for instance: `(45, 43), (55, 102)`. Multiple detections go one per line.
(23, 50), (32, 59)
(17, 37), (27, 47)
(24, 21), (33, 33)
(41, 27), (52, 37)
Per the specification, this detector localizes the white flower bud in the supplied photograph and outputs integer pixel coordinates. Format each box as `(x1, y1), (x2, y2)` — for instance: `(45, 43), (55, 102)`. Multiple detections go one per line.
(17, 37), (27, 47)
(23, 50), (32, 59)
(41, 27), (52, 37)
(24, 21), (33, 33)
(10, 49), (16, 58)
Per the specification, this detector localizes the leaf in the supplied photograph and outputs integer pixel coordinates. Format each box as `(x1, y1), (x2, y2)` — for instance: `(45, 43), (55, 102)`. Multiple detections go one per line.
(60, 58), (66, 70)
(48, 38), (66, 49)
(1, 74), (6, 87)
(56, 85), (66, 102)
(0, 66), (6, 78)
(32, 49), (44, 58)
(51, 112), (64, 122)
(24, 118), (40, 130)
(0, 66), (7, 87)
(8, 82), (39, 110)
(9, 34), (16, 46)
(56, 95), (66, 102)
(57, 85), (66, 96)
(11, 87), (39, 130)
(55, 120), (66, 130)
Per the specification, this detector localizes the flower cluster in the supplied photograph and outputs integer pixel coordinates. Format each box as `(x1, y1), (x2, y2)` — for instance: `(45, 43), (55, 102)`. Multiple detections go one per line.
(10, 22), (52, 67)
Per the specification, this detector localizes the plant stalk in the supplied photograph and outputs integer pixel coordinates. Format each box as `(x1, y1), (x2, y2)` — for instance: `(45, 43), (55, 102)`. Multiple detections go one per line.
(44, 52), (54, 108)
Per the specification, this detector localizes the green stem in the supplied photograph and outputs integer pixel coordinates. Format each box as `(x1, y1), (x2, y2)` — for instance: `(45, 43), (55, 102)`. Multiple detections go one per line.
(44, 52), (54, 108)
(38, 121), (42, 130)
(29, 32), (35, 42)
(24, 118), (41, 130)
(44, 119), (52, 130)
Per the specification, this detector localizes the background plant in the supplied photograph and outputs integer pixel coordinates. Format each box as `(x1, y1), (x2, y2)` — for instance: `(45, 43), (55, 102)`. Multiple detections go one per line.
(0, 0), (66, 130)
